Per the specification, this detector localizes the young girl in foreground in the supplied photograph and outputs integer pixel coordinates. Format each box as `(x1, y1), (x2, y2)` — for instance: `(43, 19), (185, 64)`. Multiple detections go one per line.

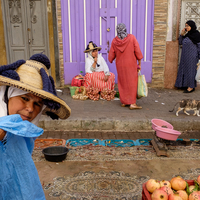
(0, 54), (71, 199)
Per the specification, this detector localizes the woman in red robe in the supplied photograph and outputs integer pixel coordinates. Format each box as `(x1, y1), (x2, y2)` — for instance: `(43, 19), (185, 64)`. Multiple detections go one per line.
(108, 23), (143, 109)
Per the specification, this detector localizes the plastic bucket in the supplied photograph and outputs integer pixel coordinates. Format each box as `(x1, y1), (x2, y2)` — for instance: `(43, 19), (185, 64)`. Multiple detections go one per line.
(151, 119), (174, 131)
(155, 126), (181, 141)
(69, 86), (78, 97)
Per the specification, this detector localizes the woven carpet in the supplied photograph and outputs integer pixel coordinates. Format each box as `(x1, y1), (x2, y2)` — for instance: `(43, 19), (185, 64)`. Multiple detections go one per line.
(32, 144), (200, 162)
(43, 168), (200, 200)
(32, 145), (200, 199)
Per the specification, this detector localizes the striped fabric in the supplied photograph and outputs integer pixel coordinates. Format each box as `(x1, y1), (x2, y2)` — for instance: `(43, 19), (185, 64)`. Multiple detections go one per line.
(84, 72), (115, 92)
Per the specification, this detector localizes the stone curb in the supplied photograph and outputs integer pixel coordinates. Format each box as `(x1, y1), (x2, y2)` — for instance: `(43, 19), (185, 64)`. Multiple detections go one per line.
(38, 118), (200, 132)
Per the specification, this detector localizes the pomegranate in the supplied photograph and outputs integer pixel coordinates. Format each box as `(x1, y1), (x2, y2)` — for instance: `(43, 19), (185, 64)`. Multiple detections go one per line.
(189, 185), (196, 193)
(168, 193), (183, 200)
(146, 179), (160, 193)
(171, 176), (187, 190)
(160, 186), (173, 195)
(189, 191), (200, 200)
(197, 175), (200, 185)
(151, 189), (168, 200)
(160, 180), (171, 188)
(177, 190), (188, 200)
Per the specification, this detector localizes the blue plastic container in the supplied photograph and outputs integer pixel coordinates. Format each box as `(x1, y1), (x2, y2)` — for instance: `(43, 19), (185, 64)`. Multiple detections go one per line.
(66, 138), (102, 147)
(104, 139), (136, 147)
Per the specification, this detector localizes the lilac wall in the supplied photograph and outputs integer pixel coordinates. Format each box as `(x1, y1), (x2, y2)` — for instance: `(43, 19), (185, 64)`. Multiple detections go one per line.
(61, 0), (154, 84)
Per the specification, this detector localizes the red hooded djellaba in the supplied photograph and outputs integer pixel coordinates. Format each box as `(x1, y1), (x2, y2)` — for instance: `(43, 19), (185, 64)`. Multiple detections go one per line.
(108, 23), (143, 109)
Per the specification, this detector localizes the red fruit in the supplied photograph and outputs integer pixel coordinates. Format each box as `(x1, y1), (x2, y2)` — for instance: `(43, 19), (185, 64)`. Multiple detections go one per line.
(146, 179), (160, 193)
(170, 176), (186, 190)
(177, 190), (188, 200)
(189, 191), (200, 200)
(160, 180), (171, 188)
(189, 185), (196, 193)
(160, 186), (173, 195)
(197, 175), (200, 185)
(168, 193), (182, 200)
(151, 189), (168, 200)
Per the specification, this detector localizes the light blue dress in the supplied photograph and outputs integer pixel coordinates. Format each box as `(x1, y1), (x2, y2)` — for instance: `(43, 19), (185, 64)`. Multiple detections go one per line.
(0, 114), (46, 200)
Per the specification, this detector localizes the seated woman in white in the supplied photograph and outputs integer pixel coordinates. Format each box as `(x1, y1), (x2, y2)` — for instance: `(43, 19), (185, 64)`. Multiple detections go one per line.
(84, 41), (115, 92)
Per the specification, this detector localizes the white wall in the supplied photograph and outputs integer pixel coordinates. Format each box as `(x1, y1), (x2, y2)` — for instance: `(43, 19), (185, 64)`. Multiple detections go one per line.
(166, 0), (173, 41)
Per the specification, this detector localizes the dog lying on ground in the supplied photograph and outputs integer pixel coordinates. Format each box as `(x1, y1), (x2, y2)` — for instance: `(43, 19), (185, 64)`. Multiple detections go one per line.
(169, 99), (200, 116)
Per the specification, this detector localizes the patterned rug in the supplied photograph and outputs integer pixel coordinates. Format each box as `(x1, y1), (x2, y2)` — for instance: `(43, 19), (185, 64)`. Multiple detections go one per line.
(44, 171), (149, 200)
(32, 144), (200, 162)
(34, 144), (200, 199)
(43, 168), (200, 200)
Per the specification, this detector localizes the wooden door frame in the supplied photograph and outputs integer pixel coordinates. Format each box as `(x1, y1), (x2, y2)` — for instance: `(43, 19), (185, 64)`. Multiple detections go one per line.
(47, 0), (57, 85)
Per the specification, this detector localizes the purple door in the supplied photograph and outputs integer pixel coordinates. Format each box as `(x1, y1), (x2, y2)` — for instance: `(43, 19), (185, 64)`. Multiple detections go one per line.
(61, 0), (154, 84)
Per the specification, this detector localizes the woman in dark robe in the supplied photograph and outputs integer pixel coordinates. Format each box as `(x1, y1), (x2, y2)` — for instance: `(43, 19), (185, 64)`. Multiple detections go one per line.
(175, 20), (200, 93)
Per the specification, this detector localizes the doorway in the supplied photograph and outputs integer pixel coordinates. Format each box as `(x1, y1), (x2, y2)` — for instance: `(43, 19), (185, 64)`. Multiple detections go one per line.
(61, 0), (154, 84)
(1, 0), (50, 63)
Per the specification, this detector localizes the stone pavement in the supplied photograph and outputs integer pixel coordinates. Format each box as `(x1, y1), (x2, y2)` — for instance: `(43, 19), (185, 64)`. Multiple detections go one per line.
(38, 85), (200, 139)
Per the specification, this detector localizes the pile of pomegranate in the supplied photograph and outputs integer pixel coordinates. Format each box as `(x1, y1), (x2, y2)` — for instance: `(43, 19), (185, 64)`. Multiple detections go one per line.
(100, 89), (116, 101)
(86, 87), (100, 101)
(145, 175), (200, 200)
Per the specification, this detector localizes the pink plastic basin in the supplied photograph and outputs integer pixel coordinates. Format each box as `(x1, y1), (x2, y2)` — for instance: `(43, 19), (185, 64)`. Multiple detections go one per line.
(155, 126), (181, 141)
(151, 119), (174, 131)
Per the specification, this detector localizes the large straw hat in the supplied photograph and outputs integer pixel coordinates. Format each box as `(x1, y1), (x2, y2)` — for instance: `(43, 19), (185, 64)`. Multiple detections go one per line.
(84, 41), (101, 53)
(0, 54), (71, 119)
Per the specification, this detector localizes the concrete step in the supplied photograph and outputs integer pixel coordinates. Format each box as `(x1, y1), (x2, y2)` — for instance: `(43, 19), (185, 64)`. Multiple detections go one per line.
(39, 130), (200, 140)
(38, 117), (200, 132)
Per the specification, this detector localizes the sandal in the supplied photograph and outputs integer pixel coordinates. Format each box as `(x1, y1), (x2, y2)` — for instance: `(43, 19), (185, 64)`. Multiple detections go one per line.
(183, 88), (195, 93)
(121, 104), (127, 107)
(129, 104), (142, 109)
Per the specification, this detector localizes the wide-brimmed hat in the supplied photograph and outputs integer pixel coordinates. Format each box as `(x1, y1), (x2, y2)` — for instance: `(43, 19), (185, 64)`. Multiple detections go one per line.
(84, 41), (101, 53)
(0, 54), (71, 119)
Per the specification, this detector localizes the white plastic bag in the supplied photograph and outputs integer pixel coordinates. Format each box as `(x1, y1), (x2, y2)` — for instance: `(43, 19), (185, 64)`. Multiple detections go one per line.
(137, 71), (148, 99)
(195, 60), (200, 82)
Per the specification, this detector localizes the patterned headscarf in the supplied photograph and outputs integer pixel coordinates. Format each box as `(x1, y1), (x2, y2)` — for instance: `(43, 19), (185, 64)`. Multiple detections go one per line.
(117, 23), (128, 40)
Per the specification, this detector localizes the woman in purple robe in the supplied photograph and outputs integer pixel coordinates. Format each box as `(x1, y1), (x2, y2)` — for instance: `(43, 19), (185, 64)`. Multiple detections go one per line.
(175, 20), (200, 93)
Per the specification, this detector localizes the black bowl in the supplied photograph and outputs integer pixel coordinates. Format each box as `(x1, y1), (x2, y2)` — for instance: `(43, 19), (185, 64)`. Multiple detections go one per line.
(42, 146), (69, 162)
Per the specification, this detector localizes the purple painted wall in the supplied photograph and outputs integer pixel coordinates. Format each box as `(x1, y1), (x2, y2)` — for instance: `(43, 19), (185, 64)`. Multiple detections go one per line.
(61, 0), (154, 84)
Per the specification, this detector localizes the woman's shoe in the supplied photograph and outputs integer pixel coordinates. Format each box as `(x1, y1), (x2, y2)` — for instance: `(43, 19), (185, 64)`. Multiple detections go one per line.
(183, 88), (195, 93)
(121, 104), (131, 107)
(129, 104), (142, 109)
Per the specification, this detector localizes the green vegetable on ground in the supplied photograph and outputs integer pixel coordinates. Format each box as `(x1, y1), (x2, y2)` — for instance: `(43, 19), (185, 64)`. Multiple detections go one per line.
(115, 92), (120, 98)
